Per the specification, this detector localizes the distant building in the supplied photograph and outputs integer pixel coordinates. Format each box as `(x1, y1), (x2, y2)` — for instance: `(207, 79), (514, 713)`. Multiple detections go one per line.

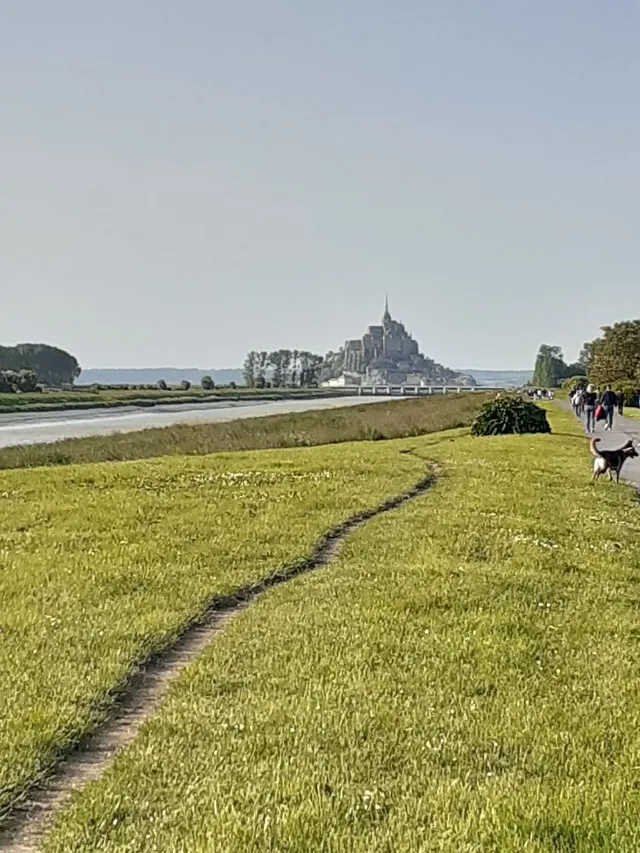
(319, 298), (475, 387)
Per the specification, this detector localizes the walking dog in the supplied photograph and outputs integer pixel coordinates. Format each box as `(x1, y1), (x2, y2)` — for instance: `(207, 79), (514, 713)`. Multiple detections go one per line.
(590, 437), (638, 482)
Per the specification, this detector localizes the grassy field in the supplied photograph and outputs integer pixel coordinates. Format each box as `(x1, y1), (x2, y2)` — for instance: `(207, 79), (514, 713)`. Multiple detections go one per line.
(40, 406), (640, 852)
(0, 393), (486, 471)
(0, 386), (345, 415)
(0, 443), (427, 820)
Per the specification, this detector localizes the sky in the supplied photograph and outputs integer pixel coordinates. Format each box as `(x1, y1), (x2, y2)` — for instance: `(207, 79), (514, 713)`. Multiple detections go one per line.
(2, 1), (640, 370)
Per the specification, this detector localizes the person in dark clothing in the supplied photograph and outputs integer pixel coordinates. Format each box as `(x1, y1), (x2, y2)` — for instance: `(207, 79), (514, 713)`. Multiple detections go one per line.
(600, 385), (617, 431)
(617, 390), (625, 416)
(583, 385), (597, 433)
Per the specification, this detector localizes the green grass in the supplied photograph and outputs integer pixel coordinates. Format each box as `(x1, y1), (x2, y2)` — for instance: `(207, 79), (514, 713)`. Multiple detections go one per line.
(41, 407), (640, 852)
(623, 407), (640, 422)
(0, 393), (486, 471)
(0, 443), (426, 819)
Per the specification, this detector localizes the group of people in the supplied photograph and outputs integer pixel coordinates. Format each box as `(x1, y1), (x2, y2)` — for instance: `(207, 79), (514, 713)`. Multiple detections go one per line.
(570, 384), (624, 433)
(524, 388), (555, 401)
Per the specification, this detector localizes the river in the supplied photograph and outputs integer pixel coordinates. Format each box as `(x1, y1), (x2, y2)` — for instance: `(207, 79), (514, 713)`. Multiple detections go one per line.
(0, 395), (401, 449)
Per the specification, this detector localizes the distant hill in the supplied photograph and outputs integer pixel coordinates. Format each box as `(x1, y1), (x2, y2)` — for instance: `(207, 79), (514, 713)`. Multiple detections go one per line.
(78, 368), (244, 386)
(461, 369), (532, 388)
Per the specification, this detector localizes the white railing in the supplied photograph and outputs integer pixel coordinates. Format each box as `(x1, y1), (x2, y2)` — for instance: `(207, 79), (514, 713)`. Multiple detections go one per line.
(335, 385), (505, 396)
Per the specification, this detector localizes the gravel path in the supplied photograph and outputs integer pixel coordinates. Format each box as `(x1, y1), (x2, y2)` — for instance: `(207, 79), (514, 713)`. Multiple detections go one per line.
(568, 403), (640, 488)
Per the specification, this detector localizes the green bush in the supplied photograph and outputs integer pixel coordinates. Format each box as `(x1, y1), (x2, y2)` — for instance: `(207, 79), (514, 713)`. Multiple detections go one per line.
(201, 375), (215, 391)
(562, 375), (588, 393)
(471, 396), (551, 436)
(612, 381), (640, 407)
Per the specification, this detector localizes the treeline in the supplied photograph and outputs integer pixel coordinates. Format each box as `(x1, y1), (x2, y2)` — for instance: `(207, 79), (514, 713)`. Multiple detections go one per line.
(242, 349), (324, 388)
(0, 344), (80, 387)
(533, 319), (640, 405)
(531, 345), (586, 388)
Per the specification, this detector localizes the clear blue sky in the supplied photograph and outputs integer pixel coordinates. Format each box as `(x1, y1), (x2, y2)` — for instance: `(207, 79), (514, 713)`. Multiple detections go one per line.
(3, 1), (640, 369)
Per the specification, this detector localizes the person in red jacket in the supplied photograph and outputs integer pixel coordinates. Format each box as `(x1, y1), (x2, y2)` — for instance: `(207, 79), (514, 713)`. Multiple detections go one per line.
(600, 385), (618, 431)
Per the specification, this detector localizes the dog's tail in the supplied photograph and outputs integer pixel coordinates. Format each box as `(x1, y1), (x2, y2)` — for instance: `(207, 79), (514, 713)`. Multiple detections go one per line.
(590, 437), (602, 457)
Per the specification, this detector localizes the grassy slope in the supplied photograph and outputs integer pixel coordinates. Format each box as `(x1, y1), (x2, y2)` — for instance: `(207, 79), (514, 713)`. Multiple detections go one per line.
(43, 407), (640, 853)
(0, 444), (426, 817)
(0, 394), (485, 470)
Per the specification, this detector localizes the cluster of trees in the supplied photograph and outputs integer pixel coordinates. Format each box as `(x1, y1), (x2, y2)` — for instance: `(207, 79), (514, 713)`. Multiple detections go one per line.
(533, 320), (640, 404)
(0, 370), (40, 394)
(0, 344), (80, 387)
(532, 345), (586, 389)
(242, 350), (324, 388)
(582, 321), (640, 388)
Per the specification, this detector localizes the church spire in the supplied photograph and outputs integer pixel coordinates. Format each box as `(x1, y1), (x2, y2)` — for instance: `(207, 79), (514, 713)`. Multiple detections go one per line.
(383, 294), (391, 322)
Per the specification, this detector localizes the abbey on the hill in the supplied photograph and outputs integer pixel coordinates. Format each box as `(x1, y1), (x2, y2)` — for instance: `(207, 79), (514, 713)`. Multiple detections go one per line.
(319, 298), (475, 387)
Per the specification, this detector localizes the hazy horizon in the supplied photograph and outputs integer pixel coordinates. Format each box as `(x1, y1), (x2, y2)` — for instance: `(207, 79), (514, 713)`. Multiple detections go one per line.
(4, 2), (640, 370)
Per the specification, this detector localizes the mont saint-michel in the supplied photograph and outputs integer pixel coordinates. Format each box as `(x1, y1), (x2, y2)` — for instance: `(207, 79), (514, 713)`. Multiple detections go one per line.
(320, 299), (475, 387)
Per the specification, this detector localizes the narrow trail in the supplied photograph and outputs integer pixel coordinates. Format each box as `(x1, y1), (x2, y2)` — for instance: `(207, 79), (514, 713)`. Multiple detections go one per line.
(0, 467), (436, 853)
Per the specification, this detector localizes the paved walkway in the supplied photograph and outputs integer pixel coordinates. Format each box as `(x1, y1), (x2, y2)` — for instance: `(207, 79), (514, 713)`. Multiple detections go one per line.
(568, 404), (640, 488)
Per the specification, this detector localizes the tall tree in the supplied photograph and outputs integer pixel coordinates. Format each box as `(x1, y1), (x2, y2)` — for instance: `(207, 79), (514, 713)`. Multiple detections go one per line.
(268, 351), (283, 387)
(532, 344), (569, 388)
(280, 349), (292, 386)
(298, 351), (323, 386)
(290, 349), (300, 386)
(256, 351), (269, 384)
(242, 351), (258, 387)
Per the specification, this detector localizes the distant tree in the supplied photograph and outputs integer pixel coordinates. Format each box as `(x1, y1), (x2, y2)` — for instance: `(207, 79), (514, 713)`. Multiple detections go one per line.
(243, 351), (258, 387)
(229, 380), (236, 389)
(257, 351), (269, 385)
(0, 344), (80, 387)
(532, 344), (569, 388)
(268, 351), (283, 387)
(298, 351), (324, 386)
(280, 349), (292, 385)
(565, 361), (587, 378)
(268, 350), (293, 387)
(157, 379), (168, 390)
(180, 379), (191, 391)
(290, 349), (300, 386)
(201, 375), (215, 391)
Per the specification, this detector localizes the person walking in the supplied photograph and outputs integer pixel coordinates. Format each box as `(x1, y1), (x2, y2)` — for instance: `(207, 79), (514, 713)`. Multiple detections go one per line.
(572, 387), (584, 417)
(583, 384), (597, 433)
(600, 385), (617, 431)
(616, 389), (625, 416)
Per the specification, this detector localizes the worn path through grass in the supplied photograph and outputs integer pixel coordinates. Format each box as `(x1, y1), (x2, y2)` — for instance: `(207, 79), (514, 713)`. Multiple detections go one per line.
(39, 407), (640, 853)
(0, 442), (426, 823)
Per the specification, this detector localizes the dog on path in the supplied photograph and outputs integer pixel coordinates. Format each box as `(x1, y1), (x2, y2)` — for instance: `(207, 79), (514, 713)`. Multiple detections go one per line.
(590, 437), (638, 483)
